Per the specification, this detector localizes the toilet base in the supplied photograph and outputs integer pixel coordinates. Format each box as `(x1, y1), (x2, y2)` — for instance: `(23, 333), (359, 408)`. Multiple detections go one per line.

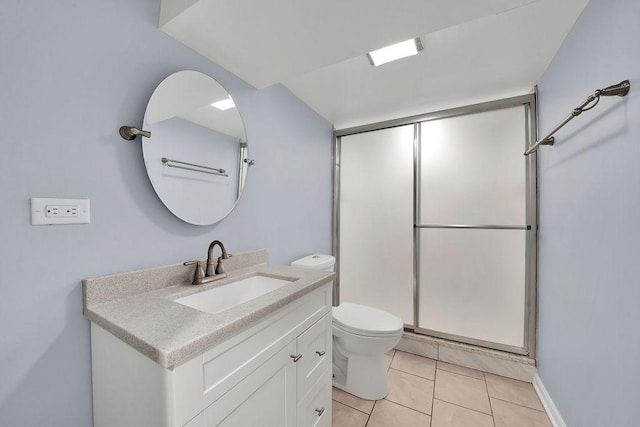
(332, 353), (389, 400)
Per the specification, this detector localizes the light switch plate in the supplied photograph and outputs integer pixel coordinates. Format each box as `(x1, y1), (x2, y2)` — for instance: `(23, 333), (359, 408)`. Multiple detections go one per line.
(31, 198), (90, 225)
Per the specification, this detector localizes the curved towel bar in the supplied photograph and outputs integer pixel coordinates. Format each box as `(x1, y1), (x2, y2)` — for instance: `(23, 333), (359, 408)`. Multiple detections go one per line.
(524, 80), (630, 156)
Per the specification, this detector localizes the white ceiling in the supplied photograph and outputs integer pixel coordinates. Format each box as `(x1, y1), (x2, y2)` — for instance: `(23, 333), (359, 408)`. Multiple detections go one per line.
(160, 0), (589, 129)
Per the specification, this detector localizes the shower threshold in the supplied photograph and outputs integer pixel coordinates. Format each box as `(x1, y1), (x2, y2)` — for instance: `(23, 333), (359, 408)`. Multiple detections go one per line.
(396, 331), (536, 382)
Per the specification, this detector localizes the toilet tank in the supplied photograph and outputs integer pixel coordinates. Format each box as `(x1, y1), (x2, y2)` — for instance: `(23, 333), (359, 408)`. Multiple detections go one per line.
(290, 254), (335, 272)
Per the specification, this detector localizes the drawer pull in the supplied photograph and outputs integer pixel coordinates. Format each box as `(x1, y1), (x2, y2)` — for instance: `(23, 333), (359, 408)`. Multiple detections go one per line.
(315, 350), (326, 356)
(315, 407), (325, 416)
(290, 354), (303, 362)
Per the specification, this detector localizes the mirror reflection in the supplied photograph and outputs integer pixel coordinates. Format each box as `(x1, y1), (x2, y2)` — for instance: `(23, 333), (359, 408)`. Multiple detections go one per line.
(142, 71), (248, 225)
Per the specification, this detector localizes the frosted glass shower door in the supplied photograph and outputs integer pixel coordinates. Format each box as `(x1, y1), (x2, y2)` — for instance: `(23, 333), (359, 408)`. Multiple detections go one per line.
(418, 106), (528, 349)
(338, 125), (414, 325)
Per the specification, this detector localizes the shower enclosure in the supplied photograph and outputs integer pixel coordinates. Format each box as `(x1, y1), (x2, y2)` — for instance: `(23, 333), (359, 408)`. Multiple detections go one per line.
(333, 94), (537, 356)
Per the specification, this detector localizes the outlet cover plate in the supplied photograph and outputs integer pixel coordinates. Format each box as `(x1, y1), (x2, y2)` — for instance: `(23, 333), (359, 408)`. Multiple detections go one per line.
(31, 198), (90, 225)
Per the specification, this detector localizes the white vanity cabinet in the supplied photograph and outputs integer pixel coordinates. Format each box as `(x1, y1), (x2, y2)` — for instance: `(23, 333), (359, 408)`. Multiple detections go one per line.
(91, 282), (333, 427)
(185, 340), (297, 426)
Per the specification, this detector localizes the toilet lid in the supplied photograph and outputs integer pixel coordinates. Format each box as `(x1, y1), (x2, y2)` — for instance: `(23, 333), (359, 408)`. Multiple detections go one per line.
(332, 302), (403, 336)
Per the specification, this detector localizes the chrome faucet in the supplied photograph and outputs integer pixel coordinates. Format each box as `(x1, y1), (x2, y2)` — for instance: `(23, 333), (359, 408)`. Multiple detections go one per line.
(182, 240), (230, 285)
(206, 240), (229, 277)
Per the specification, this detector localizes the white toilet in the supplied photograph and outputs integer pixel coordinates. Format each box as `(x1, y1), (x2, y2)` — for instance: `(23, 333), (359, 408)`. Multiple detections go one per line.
(291, 254), (404, 401)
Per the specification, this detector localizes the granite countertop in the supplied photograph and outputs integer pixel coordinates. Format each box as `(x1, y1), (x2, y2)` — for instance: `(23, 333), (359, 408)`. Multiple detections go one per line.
(83, 250), (334, 369)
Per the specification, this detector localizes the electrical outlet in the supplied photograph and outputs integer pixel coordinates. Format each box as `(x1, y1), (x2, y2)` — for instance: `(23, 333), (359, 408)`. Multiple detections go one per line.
(46, 205), (79, 218)
(31, 198), (90, 225)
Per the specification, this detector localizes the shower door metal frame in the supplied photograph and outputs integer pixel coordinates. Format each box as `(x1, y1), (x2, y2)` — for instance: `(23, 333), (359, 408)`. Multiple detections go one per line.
(333, 93), (539, 358)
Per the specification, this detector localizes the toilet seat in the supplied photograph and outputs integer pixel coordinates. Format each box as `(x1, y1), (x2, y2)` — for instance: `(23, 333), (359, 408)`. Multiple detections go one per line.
(333, 302), (403, 337)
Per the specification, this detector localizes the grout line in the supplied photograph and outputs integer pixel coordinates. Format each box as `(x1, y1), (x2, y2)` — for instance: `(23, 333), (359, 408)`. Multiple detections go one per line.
(484, 371), (532, 384)
(430, 364), (437, 420)
(364, 400), (377, 427)
(489, 396), (548, 413)
(388, 367), (436, 382)
(436, 368), (487, 384)
(429, 363), (435, 426)
(482, 371), (497, 427)
(436, 364), (485, 381)
(387, 350), (396, 371)
(381, 398), (433, 417)
(393, 350), (438, 365)
(432, 395), (493, 417)
(332, 399), (371, 416)
(390, 366), (436, 381)
(433, 398), (497, 421)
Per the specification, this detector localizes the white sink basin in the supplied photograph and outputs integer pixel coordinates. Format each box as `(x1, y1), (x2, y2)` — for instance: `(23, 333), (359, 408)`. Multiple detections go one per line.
(174, 275), (294, 315)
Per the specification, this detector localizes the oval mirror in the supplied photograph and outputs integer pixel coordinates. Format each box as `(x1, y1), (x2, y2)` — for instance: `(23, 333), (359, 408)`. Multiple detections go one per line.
(142, 71), (248, 225)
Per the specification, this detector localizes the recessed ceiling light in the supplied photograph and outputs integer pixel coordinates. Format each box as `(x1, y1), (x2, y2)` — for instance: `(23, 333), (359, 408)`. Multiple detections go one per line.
(367, 38), (423, 67)
(211, 97), (235, 111)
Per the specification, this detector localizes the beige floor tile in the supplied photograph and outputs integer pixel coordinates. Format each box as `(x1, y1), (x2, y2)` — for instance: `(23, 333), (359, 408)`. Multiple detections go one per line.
(391, 351), (436, 380)
(434, 369), (492, 415)
(437, 361), (485, 380)
(386, 368), (435, 414)
(332, 387), (375, 414)
(385, 348), (396, 356)
(367, 399), (431, 427)
(485, 373), (544, 411)
(491, 398), (552, 427)
(384, 352), (393, 371)
(431, 399), (494, 427)
(331, 400), (369, 427)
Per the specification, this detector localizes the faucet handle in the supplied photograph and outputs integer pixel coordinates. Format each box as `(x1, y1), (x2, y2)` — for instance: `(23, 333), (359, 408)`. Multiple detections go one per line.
(183, 260), (205, 285)
(214, 253), (232, 275)
(215, 256), (226, 275)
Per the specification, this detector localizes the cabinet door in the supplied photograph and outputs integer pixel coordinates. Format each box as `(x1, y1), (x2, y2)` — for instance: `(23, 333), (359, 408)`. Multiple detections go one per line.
(296, 312), (332, 400)
(297, 365), (332, 427)
(201, 340), (297, 426)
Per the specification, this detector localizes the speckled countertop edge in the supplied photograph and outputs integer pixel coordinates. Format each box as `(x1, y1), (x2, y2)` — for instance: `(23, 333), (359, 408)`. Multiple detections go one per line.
(83, 254), (334, 369)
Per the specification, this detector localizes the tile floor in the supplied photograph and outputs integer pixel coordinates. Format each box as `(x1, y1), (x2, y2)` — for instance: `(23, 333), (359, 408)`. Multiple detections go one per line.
(332, 349), (552, 427)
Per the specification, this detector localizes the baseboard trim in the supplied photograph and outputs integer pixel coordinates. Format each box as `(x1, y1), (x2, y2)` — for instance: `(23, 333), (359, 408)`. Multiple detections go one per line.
(532, 372), (566, 427)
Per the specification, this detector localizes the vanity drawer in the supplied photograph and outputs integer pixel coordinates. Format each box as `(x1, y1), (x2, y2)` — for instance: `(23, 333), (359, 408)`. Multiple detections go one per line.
(297, 364), (332, 427)
(296, 311), (332, 400)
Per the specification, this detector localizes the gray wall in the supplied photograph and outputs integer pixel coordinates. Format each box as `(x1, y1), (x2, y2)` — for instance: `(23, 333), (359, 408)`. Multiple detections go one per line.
(537, 0), (640, 425)
(0, 0), (332, 425)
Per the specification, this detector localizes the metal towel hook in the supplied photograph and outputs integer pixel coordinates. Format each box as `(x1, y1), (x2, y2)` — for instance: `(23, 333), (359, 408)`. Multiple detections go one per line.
(119, 126), (151, 140)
